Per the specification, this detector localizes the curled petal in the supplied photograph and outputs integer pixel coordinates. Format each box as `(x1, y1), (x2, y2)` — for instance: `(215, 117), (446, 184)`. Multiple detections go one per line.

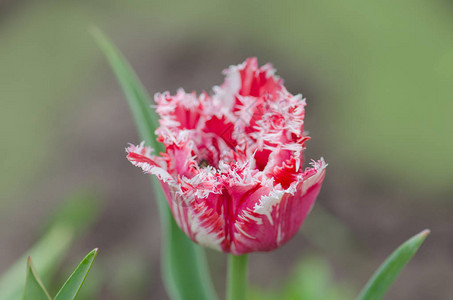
(232, 159), (326, 254)
(126, 58), (327, 254)
(126, 143), (175, 184)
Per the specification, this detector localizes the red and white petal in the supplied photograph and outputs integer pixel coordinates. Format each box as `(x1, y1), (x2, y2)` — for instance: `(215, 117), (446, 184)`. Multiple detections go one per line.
(154, 89), (205, 130)
(168, 190), (226, 251)
(233, 57), (283, 98)
(230, 159), (326, 255)
(126, 58), (327, 255)
(126, 143), (175, 184)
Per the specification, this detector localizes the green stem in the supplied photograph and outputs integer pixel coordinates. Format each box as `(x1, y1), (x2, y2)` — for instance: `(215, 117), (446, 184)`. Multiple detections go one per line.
(226, 254), (248, 300)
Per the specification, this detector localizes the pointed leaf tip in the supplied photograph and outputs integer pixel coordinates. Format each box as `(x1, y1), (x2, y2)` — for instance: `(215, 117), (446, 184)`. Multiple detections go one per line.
(356, 229), (430, 300)
(420, 229), (430, 237)
(54, 249), (98, 300)
(23, 258), (52, 300)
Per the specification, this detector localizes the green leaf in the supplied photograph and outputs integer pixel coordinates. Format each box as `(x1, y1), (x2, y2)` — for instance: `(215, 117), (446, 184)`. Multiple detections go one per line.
(90, 27), (163, 154)
(0, 226), (73, 300)
(91, 27), (218, 300)
(356, 229), (430, 300)
(0, 191), (99, 300)
(54, 249), (98, 300)
(164, 217), (219, 300)
(22, 258), (52, 300)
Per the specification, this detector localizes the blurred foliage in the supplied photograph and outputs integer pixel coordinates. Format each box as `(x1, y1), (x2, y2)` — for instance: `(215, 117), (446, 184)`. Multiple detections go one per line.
(44, 191), (101, 234)
(1, 0), (451, 208)
(107, 250), (149, 299)
(0, 1), (102, 204)
(0, 0), (449, 298)
(0, 226), (73, 300)
(249, 256), (354, 300)
(0, 191), (99, 299)
(302, 204), (360, 258)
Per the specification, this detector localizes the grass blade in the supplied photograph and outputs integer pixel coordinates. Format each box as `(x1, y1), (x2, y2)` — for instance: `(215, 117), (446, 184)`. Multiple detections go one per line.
(356, 229), (430, 300)
(91, 27), (218, 300)
(54, 249), (98, 300)
(22, 258), (52, 300)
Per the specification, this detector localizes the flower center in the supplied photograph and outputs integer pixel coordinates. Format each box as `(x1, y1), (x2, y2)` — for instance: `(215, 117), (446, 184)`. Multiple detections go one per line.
(198, 159), (211, 168)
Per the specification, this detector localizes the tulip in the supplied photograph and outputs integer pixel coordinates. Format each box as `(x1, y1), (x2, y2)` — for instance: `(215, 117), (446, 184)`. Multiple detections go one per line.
(126, 58), (326, 255)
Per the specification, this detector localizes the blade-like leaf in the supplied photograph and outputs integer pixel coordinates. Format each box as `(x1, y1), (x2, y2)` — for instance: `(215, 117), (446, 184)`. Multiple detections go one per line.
(0, 192), (99, 300)
(163, 215), (218, 300)
(22, 258), (52, 300)
(54, 248), (98, 300)
(91, 27), (218, 300)
(0, 226), (73, 300)
(90, 27), (163, 154)
(356, 229), (430, 300)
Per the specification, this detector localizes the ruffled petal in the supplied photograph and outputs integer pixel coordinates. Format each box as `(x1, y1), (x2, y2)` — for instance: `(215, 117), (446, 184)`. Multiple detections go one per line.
(154, 89), (206, 130)
(126, 142), (175, 184)
(230, 159), (326, 254)
(168, 190), (226, 251)
(223, 57), (284, 99)
(125, 58), (327, 254)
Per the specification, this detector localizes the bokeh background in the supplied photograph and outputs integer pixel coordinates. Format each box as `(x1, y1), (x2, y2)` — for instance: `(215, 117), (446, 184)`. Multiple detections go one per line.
(1, 0), (452, 299)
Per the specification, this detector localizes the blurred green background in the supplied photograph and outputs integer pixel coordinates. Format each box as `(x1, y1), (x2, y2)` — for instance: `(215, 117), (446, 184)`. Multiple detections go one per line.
(1, 0), (452, 299)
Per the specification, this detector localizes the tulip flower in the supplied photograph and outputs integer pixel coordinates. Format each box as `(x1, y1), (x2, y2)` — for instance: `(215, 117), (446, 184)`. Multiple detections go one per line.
(126, 58), (326, 255)
(92, 29), (430, 300)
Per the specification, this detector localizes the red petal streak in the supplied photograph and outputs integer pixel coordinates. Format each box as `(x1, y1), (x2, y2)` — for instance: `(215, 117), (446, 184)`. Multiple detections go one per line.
(127, 152), (156, 166)
(272, 157), (299, 189)
(126, 58), (327, 255)
(232, 162), (326, 254)
(254, 149), (271, 171)
(238, 58), (283, 98)
(204, 116), (237, 150)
